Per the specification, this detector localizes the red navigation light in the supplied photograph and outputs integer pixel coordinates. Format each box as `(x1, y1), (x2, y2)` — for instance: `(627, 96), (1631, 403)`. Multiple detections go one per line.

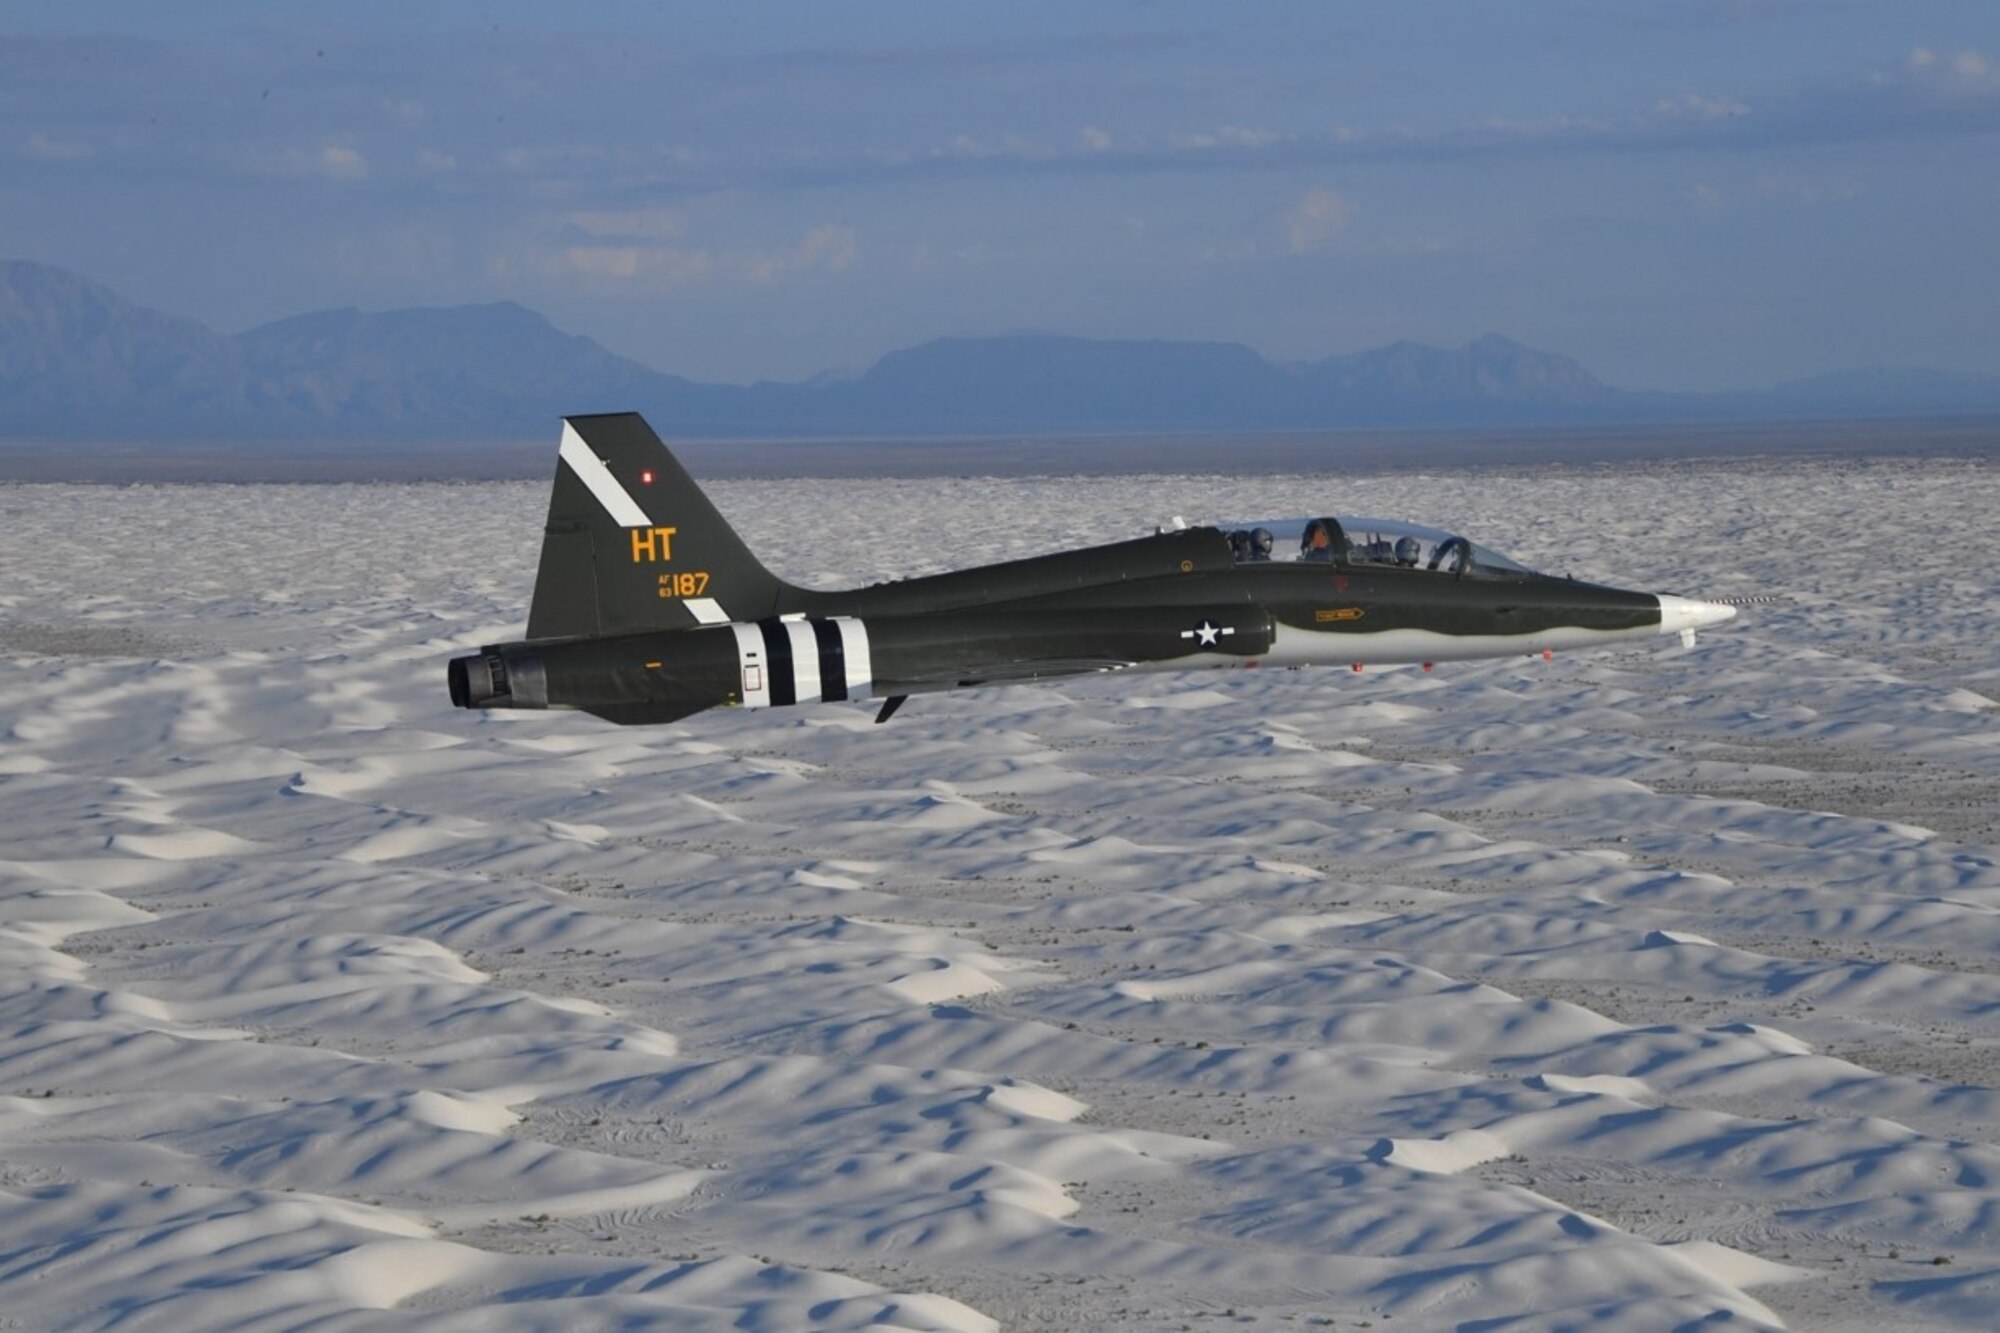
(640, 470), (655, 485)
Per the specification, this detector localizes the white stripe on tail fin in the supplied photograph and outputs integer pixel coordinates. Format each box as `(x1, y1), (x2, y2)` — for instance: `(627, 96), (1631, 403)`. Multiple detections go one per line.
(527, 413), (796, 640)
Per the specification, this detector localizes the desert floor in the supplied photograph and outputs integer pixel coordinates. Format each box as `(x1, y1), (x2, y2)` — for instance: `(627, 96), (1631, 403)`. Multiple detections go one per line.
(3, 452), (1997, 1330)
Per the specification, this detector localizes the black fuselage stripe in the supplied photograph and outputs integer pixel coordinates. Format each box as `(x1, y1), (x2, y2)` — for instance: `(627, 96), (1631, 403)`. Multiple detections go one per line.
(813, 618), (848, 702)
(759, 620), (797, 706)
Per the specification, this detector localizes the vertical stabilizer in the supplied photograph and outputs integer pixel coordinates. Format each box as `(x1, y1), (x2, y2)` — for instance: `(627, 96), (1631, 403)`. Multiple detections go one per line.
(526, 413), (788, 639)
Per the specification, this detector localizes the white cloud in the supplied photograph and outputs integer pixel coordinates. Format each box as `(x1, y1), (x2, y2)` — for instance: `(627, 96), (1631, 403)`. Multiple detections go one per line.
(500, 145), (610, 175)
(381, 97), (428, 127)
(565, 244), (712, 282)
(1283, 187), (1353, 253)
(1654, 93), (1750, 120)
(22, 132), (91, 161)
(746, 226), (855, 282)
(1905, 45), (1994, 93)
(1170, 125), (1279, 150)
(792, 224), (857, 273)
(317, 145), (367, 179)
(557, 217), (855, 287)
(1078, 127), (1113, 151)
(1754, 172), (1859, 204)
(236, 143), (369, 180)
(567, 208), (684, 241)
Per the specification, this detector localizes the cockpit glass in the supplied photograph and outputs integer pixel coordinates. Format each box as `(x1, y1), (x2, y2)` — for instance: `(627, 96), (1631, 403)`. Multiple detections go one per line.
(1214, 515), (1537, 577)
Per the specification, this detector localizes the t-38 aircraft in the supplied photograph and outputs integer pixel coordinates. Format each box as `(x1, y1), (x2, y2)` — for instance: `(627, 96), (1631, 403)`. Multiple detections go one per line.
(448, 412), (1737, 726)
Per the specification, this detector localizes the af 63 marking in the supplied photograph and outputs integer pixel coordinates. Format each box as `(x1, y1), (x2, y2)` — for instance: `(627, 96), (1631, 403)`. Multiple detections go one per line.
(658, 571), (712, 599)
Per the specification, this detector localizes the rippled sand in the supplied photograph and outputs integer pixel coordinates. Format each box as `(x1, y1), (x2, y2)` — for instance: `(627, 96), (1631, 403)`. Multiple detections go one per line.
(1, 454), (1996, 1330)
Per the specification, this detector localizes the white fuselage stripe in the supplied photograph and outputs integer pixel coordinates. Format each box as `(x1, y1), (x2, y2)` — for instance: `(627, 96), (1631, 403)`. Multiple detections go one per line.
(783, 620), (822, 704)
(559, 421), (653, 528)
(836, 617), (873, 701)
(727, 616), (870, 710)
(730, 622), (770, 708)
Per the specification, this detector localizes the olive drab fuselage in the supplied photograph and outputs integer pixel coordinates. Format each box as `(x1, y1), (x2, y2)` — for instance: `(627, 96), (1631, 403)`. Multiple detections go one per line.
(448, 413), (1736, 727)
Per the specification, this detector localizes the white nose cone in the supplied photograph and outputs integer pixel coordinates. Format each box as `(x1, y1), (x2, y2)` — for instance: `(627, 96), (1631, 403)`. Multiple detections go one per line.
(1657, 594), (1738, 635)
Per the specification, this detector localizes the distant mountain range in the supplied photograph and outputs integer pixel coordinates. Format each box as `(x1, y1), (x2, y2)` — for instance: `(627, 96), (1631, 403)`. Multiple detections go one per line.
(3, 259), (1997, 442)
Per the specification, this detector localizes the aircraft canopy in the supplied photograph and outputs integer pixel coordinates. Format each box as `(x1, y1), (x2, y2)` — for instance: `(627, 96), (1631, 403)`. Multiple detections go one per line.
(1214, 515), (1537, 577)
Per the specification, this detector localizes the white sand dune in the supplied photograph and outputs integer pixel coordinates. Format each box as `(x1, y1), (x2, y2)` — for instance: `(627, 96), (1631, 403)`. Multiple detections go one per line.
(2, 454), (1998, 1328)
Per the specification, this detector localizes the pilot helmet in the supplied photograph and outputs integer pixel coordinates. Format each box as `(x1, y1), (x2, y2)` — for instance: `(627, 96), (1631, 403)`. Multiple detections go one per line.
(1394, 536), (1423, 566)
(1228, 529), (1251, 559)
(1251, 527), (1274, 557)
(1301, 520), (1323, 552)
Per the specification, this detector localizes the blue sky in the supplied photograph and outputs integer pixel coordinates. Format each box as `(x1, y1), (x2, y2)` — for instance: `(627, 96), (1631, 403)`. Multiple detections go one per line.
(5, 2), (1997, 388)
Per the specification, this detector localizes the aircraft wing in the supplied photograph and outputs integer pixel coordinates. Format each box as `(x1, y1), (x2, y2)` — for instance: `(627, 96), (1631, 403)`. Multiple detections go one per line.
(930, 655), (1138, 688)
(584, 700), (711, 726)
